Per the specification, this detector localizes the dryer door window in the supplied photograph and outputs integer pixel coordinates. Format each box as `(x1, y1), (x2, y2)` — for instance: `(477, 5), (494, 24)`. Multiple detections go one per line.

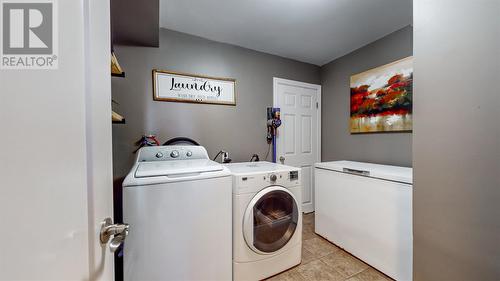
(251, 188), (299, 253)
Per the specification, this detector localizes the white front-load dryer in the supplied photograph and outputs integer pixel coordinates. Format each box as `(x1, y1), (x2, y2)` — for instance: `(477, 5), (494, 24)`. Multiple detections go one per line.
(225, 162), (302, 281)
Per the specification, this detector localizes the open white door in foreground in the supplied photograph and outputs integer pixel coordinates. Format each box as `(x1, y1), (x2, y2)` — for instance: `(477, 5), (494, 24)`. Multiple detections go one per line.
(0, 0), (115, 280)
(274, 78), (321, 213)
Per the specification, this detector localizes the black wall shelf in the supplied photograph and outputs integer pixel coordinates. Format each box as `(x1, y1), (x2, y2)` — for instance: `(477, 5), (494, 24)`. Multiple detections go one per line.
(112, 72), (125, 78)
(112, 119), (126, 124)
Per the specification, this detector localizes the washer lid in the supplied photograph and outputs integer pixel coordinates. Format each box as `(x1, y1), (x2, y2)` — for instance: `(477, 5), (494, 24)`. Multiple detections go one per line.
(135, 159), (224, 178)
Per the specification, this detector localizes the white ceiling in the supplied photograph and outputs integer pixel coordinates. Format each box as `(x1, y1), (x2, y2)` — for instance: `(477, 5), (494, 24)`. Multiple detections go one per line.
(160, 0), (412, 66)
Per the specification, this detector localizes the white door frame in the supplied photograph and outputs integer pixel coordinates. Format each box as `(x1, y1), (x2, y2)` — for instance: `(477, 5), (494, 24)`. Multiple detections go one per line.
(273, 77), (322, 213)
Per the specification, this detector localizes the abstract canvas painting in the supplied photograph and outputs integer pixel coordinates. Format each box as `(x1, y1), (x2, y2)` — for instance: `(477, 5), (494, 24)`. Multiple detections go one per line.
(350, 56), (413, 133)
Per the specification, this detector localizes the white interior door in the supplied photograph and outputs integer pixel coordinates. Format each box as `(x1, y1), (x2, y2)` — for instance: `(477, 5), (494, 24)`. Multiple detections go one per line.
(0, 0), (114, 280)
(274, 78), (321, 213)
(86, 0), (115, 280)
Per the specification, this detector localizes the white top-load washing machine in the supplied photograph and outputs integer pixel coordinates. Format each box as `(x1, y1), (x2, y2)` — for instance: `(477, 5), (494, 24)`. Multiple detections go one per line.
(225, 162), (302, 281)
(123, 146), (232, 281)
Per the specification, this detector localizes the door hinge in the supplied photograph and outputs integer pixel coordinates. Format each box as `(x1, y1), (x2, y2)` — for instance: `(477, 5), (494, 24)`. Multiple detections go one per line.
(316, 102), (319, 109)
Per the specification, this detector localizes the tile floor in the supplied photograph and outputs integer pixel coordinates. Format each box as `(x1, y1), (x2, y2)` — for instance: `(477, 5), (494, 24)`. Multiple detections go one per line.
(267, 213), (393, 281)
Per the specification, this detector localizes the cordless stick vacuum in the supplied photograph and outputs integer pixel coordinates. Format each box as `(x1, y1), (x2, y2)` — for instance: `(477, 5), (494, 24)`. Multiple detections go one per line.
(267, 107), (281, 163)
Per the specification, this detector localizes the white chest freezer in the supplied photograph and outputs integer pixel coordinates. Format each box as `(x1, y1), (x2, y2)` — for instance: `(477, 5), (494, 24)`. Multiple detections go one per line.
(315, 161), (412, 281)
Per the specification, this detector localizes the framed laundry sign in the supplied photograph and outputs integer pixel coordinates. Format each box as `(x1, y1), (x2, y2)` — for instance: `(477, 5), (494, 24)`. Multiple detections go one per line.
(152, 69), (236, 105)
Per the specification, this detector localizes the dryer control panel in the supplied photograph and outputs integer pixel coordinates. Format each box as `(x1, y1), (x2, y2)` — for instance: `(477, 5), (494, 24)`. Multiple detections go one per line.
(236, 170), (301, 193)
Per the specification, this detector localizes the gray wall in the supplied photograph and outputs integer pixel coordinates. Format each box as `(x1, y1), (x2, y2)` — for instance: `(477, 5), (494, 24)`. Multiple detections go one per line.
(413, 1), (500, 280)
(112, 28), (320, 177)
(320, 26), (413, 167)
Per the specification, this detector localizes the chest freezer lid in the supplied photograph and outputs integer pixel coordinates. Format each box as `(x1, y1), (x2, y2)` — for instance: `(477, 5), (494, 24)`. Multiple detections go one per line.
(315, 160), (412, 184)
(135, 159), (224, 178)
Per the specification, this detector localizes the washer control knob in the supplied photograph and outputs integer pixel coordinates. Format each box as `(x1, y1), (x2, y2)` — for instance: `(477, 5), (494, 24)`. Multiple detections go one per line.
(186, 151), (193, 157)
(170, 150), (180, 158)
(155, 152), (163, 158)
(270, 174), (277, 182)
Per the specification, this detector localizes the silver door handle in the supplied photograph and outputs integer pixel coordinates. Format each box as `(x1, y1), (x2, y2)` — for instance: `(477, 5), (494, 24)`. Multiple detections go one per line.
(109, 232), (127, 253)
(279, 156), (285, 164)
(100, 217), (129, 252)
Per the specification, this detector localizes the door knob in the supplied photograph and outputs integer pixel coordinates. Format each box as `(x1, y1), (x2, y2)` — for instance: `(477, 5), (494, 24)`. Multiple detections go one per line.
(109, 232), (127, 253)
(100, 217), (129, 252)
(279, 156), (285, 164)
